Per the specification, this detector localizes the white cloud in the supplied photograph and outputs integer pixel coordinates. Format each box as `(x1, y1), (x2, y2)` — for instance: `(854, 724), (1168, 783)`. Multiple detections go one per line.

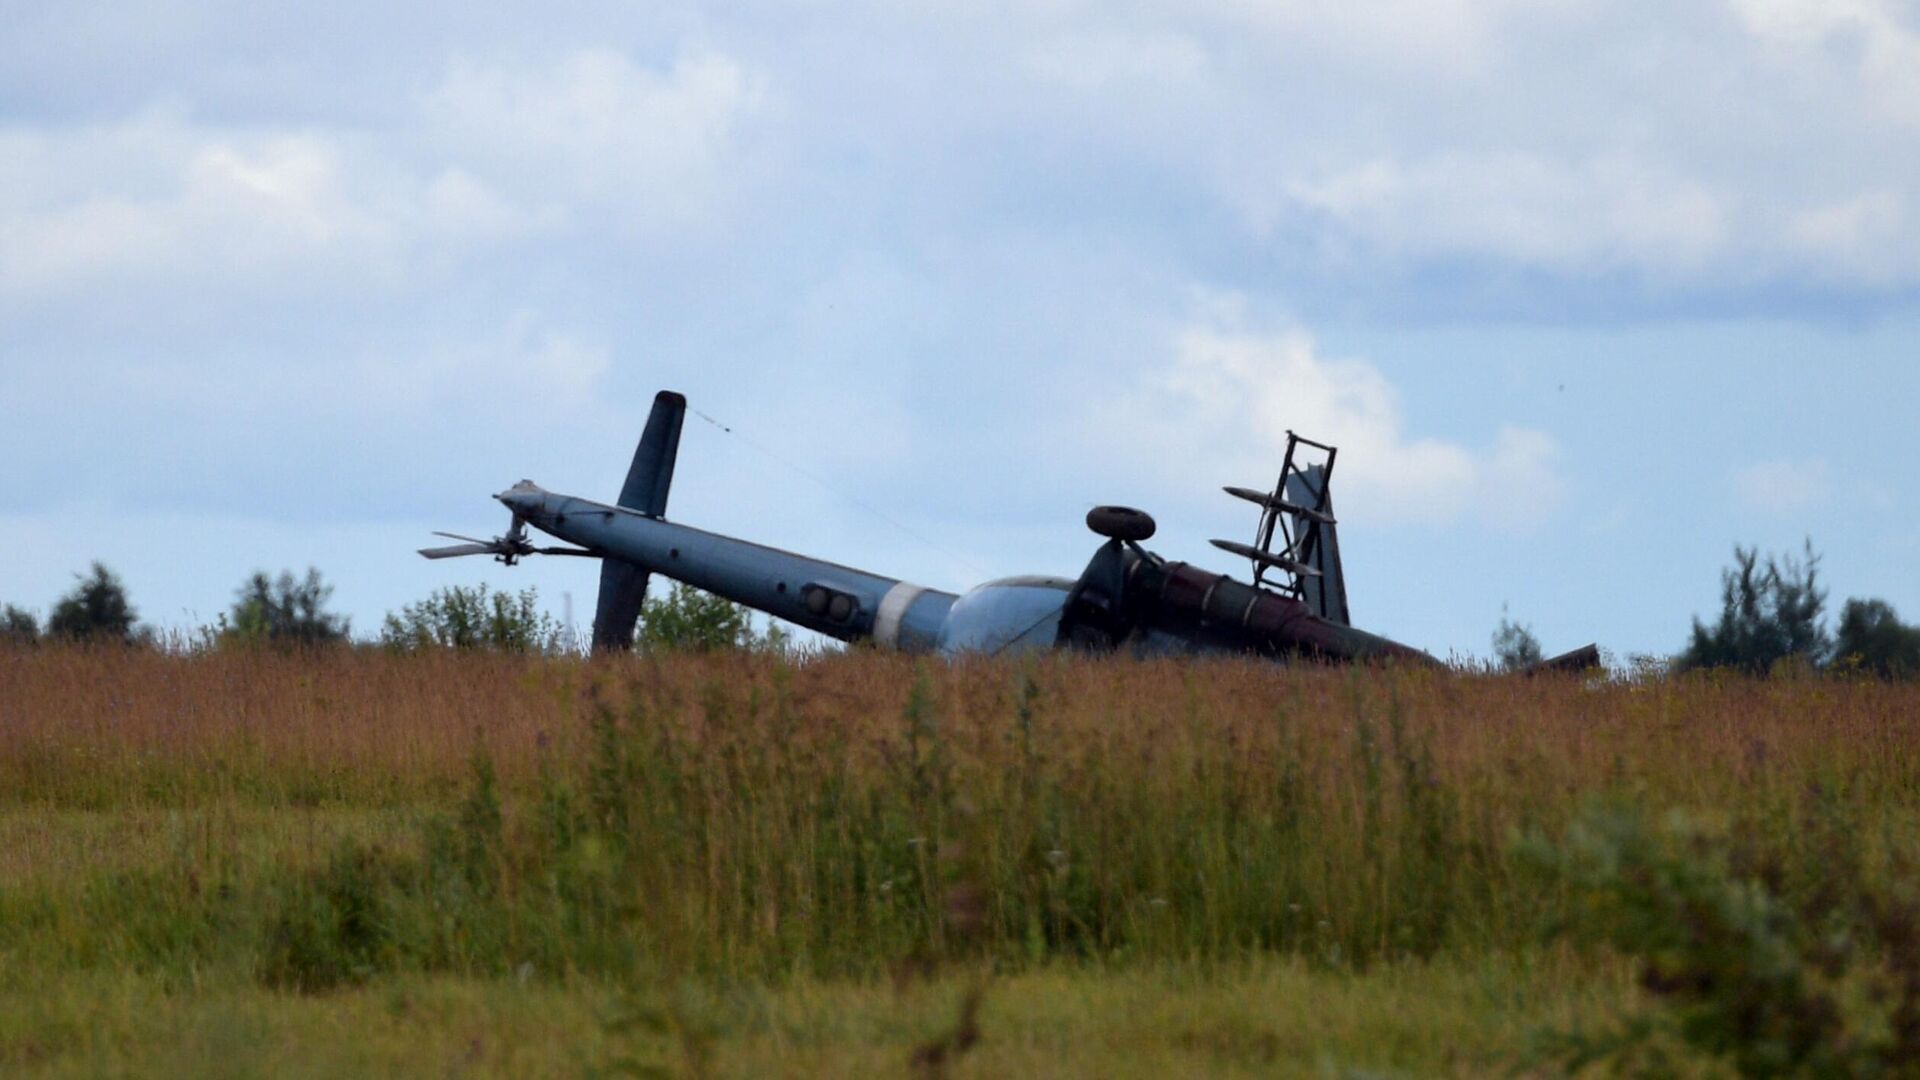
(1734, 458), (1831, 513)
(1729, 0), (1920, 125)
(1274, 152), (1730, 275)
(1193, 0), (1592, 71)
(0, 109), (525, 300)
(1021, 29), (1209, 92)
(1100, 307), (1566, 528)
(1783, 189), (1919, 282)
(0, 48), (762, 303)
(421, 48), (766, 231)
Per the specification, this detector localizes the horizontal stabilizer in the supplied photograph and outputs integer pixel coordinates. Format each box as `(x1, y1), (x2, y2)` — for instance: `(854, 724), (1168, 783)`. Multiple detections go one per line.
(1223, 486), (1337, 525)
(1211, 539), (1322, 579)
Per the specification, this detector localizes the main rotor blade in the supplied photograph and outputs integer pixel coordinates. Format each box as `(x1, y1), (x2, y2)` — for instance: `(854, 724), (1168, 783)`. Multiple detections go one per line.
(1222, 486), (1337, 525)
(1210, 539), (1322, 578)
(419, 543), (497, 559)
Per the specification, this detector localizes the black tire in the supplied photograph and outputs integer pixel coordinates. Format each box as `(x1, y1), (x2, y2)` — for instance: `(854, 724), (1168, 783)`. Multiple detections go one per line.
(1086, 505), (1156, 542)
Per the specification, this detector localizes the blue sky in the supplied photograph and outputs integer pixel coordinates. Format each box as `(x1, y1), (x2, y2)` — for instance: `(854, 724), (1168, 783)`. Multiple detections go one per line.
(3, 0), (1916, 660)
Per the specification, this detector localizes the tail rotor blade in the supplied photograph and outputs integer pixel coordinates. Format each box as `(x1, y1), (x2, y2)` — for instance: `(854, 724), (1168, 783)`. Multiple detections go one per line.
(432, 531), (493, 545)
(419, 542), (497, 559)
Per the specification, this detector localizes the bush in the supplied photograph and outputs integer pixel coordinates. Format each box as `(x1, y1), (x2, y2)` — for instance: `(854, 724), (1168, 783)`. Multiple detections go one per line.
(1, 604), (38, 644)
(1832, 598), (1920, 680)
(1520, 799), (1920, 1076)
(225, 568), (350, 647)
(637, 582), (759, 653)
(46, 562), (139, 644)
(1490, 606), (1544, 671)
(1678, 542), (1830, 675)
(380, 584), (565, 652)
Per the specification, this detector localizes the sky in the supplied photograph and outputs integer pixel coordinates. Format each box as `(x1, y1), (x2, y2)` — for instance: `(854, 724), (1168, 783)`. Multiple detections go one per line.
(4, 0), (1918, 662)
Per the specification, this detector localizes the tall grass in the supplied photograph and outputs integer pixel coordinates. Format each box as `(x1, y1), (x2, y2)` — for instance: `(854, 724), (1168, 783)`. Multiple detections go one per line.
(2, 644), (1918, 990)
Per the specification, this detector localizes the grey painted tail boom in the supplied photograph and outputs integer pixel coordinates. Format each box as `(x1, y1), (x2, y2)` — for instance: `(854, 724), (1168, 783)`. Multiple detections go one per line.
(498, 483), (956, 651)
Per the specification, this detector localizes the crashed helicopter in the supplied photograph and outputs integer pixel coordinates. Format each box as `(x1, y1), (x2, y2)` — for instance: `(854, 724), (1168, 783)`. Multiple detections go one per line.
(422, 391), (1597, 670)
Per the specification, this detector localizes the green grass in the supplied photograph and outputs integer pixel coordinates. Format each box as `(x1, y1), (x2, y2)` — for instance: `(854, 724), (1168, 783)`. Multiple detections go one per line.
(1, 957), (1637, 1078)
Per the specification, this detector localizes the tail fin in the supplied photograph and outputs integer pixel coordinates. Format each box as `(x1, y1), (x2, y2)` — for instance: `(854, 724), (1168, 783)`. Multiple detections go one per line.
(617, 390), (686, 517)
(1285, 464), (1350, 626)
(592, 391), (687, 651)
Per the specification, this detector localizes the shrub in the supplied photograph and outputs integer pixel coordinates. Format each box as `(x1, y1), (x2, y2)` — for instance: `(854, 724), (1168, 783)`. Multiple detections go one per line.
(1490, 606), (1544, 671)
(1, 604), (38, 644)
(637, 582), (758, 652)
(225, 568), (350, 647)
(1520, 799), (1920, 1076)
(1832, 598), (1920, 680)
(380, 584), (565, 652)
(46, 562), (139, 644)
(1678, 542), (1830, 675)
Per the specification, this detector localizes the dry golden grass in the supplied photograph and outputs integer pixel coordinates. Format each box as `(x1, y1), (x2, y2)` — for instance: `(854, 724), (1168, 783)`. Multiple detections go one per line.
(7, 644), (1918, 801)
(2, 644), (1917, 1074)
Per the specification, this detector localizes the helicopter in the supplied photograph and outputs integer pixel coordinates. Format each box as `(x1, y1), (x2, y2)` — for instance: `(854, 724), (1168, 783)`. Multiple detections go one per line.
(422, 390), (1598, 670)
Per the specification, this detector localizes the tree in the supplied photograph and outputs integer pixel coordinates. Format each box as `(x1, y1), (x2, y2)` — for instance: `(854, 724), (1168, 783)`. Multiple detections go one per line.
(2, 604), (38, 644)
(1490, 606), (1544, 671)
(1831, 598), (1920, 680)
(381, 584), (563, 652)
(46, 562), (138, 644)
(225, 568), (350, 647)
(637, 582), (757, 652)
(1677, 541), (1830, 675)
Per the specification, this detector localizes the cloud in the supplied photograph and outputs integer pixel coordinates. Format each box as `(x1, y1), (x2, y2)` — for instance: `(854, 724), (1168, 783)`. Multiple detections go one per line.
(1274, 152), (1730, 276)
(1098, 306), (1566, 528)
(1020, 28), (1209, 93)
(420, 48), (767, 232)
(1193, 0), (1591, 70)
(985, 1), (1920, 294)
(0, 47), (763, 305)
(1729, 0), (1920, 125)
(1734, 458), (1831, 514)
(0, 108), (532, 303)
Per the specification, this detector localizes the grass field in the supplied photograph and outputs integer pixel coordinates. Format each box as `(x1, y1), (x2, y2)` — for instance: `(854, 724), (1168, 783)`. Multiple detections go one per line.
(2, 645), (1917, 1076)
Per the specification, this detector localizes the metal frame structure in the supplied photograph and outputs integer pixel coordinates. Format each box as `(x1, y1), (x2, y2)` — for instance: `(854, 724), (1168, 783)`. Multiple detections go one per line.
(1210, 431), (1348, 623)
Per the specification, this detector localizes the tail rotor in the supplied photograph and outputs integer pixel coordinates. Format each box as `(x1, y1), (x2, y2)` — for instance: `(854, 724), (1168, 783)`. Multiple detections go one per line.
(416, 515), (588, 566)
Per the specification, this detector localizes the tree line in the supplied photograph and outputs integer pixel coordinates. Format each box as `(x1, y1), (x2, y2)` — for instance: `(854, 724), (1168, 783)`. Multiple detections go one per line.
(6, 543), (1916, 675)
(0, 563), (774, 654)
(1488, 539), (1920, 679)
